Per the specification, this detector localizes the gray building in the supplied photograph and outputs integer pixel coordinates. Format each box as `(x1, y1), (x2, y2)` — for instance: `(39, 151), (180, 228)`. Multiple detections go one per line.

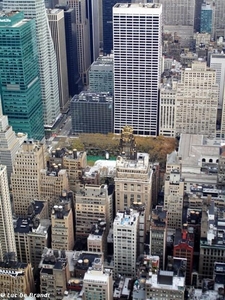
(89, 55), (114, 94)
(71, 91), (113, 134)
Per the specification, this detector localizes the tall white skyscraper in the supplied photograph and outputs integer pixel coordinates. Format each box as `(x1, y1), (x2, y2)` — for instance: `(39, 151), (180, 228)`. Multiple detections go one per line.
(0, 165), (17, 260)
(113, 3), (162, 136)
(3, 0), (60, 127)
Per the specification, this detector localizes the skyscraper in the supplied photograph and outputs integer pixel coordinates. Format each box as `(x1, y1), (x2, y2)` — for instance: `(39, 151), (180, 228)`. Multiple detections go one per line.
(0, 11), (44, 141)
(214, 0), (225, 39)
(55, 5), (81, 97)
(113, 3), (162, 136)
(3, 0), (60, 128)
(47, 9), (69, 111)
(103, 0), (131, 55)
(200, 3), (212, 34)
(0, 165), (17, 260)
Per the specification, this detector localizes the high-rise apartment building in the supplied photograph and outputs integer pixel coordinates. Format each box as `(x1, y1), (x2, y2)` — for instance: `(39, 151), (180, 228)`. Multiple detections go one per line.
(47, 9), (69, 111)
(83, 257), (113, 300)
(40, 168), (69, 215)
(3, 0), (60, 128)
(51, 199), (75, 251)
(55, 5), (81, 97)
(0, 102), (20, 180)
(11, 140), (46, 216)
(103, 0), (131, 55)
(149, 206), (167, 270)
(113, 3), (162, 136)
(115, 127), (153, 219)
(113, 211), (139, 278)
(164, 151), (184, 229)
(75, 184), (113, 238)
(0, 166), (17, 261)
(89, 55), (114, 94)
(0, 258), (34, 295)
(200, 3), (212, 34)
(0, 11), (44, 140)
(65, 0), (91, 85)
(71, 91), (113, 134)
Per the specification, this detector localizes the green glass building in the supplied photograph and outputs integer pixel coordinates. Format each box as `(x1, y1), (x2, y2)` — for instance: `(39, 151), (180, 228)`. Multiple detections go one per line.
(0, 11), (44, 141)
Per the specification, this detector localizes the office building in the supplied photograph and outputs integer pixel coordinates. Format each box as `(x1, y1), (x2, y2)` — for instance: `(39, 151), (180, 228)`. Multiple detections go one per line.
(164, 151), (184, 229)
(14, 201), (50, 270)
(214, 0), (225, 39)
(154, 0), (195, 46)
(71, 91), (113, 134)
(51, 198), (75, 251)
(113, 211), (139, 277)
(65, 0), (91, 85)
(87, 221), (107, 255)
(0, 166), (17, 261)
(83, 257), (113, 300)
(200, 3), (212, 34)
(173, 227), (194, 285)
(55, 5), (81, 97)
(210, 53), (225, 106)
(176, 61), (218, 136)
(0, 257), (34, 295)
(40, 168), (69, 215)
(0, 11), (44, 140)
(149, 206), (167, 270)
(3, 0), (60, 128)
(0, 101), (20, 180)
(75, 184), (113, 238)
(217, 145), (225, 188)
(88, 0), (100, 62)
(11, 140), (46, 216)
(103, 0), (131, 55)
(89, 55), (114, 94)
(113, 3), (162, 136)
(47, 9), (69, 110)
(39, 248), (70, 299)
(115, 126), (153, 219)
(214, 262), (225, 291)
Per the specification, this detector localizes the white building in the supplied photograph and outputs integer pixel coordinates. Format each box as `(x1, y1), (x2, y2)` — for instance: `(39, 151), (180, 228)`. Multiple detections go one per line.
(210, 53), (225, 106)
(113, 211), (139, 277)
(0, 165), (17, 260)
(0, 101), (20, 181)
(3, 0), (60, 127)
(83, 258), (113, 300)
(47, 9), (69, 111)
(113, 3), (162, 136)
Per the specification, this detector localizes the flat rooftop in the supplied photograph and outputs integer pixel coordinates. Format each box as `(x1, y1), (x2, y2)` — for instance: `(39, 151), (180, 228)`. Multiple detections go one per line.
(116, 152), (150, 171)
(114, 3), (161, 9)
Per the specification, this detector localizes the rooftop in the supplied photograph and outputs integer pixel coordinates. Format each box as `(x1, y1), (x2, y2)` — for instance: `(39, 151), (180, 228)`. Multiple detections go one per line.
(146, 272), (185, 291)
(116, 152), (150, 171)
(114, 3), (161, 9)
(114, 211), (139, 227)
(71, 91), (113, 103)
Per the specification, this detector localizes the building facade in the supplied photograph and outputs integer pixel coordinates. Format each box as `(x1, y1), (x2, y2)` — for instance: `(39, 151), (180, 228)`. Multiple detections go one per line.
(3, 0), (60, 128)
(47, 9), (69, 110)
(113, 211), (139, 278)
(113, 3), (162, 136)
(200, 3), (212, 34)
(0, 166), (17, 261)
(11, 140), (46, 216)
(89, 55), (114, 94)
(71, 91), (113, 134)
(0, 11), (44, 140)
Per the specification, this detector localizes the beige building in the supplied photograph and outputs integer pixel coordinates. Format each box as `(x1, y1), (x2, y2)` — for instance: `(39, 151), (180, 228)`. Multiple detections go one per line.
(75, 184), (113, 238)
(14, 201), (50, 270)
(0, 259), (34, 297)
(47, 9), (69, 110)
(49, 148), (87, 192)
(11, 140), (46, 216)
(40, 168), (69, 215)
(0, 165), (17, 261)
(51, 199), (75, 251)
(83, 257), (113, 300)
(39, 248), (70, 300)
(87, 221), (107, 255)
(159, 61), (219, 137)
(164, 151), (184, 229)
